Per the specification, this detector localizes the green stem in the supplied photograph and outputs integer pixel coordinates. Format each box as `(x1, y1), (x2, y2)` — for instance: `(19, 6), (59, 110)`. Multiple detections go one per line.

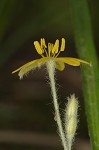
(46, 60), (67, 150)
(70, 0), (99, 149)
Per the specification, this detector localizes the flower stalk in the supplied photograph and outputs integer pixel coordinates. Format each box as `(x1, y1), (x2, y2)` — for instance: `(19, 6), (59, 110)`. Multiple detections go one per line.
(46, 60), (68, 150)
(46, 60), (78, 150)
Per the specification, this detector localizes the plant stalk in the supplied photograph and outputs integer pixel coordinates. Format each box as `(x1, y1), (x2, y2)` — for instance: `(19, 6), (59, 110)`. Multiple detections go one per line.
(46, 60), (67, 150)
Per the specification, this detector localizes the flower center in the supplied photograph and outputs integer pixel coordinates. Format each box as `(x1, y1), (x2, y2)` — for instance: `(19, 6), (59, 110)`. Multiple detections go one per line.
(34, 38), (65, 58)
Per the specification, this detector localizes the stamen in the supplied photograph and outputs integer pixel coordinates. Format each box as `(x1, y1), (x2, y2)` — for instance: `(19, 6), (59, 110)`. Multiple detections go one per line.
(54, 51), (61, 58)
(42, 38), (48, 57)
(52, 39), (59, 55)
(34, 41), (43, 55)
(48, 43), (53, 57)
(40, 39), (44, 53)
(40, 38), (43, 48)
(42, 38), (47, 48)
(40, 38), (48, 56)
(41, 38), (47, 49)
(54, 38), (65, 58)
(44, 49), (48, 57)
(60, 38), (65, 51)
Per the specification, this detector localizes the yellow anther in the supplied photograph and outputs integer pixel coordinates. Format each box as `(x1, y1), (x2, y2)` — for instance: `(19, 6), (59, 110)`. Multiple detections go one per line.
(42, 38), (47, 48)
(48, 43), (53, 56)
(34, 41), (43, 55)
(40, 38), (43, 47)
(41, 38), (47, 49)
(48, 43), (53, 51)
(60, 38), (65, 51)
(52, 39), (59, 54)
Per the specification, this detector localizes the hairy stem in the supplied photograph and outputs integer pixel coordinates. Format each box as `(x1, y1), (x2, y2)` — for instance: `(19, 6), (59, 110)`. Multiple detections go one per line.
(46, 60), (67, 150)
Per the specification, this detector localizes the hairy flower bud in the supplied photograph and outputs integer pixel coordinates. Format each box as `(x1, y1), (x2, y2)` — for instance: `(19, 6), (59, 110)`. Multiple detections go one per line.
(65, 94), (78, 150)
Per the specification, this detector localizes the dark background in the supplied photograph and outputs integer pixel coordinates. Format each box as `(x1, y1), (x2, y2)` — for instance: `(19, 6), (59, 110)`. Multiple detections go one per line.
(0, 0), (98, 149)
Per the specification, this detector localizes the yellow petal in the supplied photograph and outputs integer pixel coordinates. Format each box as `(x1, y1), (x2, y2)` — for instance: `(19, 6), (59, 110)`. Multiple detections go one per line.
(12, 57), (48, 79)
(55, 61), (65, 71)
(12, 60), (36, 74)
(53, 57), (90, 66)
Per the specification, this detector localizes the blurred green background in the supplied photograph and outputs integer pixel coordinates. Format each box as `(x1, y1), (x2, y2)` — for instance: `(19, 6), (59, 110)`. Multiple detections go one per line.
(0, 0), (98, 149)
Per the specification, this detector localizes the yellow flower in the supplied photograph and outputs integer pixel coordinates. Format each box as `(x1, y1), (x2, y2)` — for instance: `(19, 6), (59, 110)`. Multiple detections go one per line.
(12, 38), (90, 79)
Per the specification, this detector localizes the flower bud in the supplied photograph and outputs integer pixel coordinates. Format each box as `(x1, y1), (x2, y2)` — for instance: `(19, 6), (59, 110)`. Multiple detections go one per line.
(64, 94), (78, 150)
(66, 94), (78, 120)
